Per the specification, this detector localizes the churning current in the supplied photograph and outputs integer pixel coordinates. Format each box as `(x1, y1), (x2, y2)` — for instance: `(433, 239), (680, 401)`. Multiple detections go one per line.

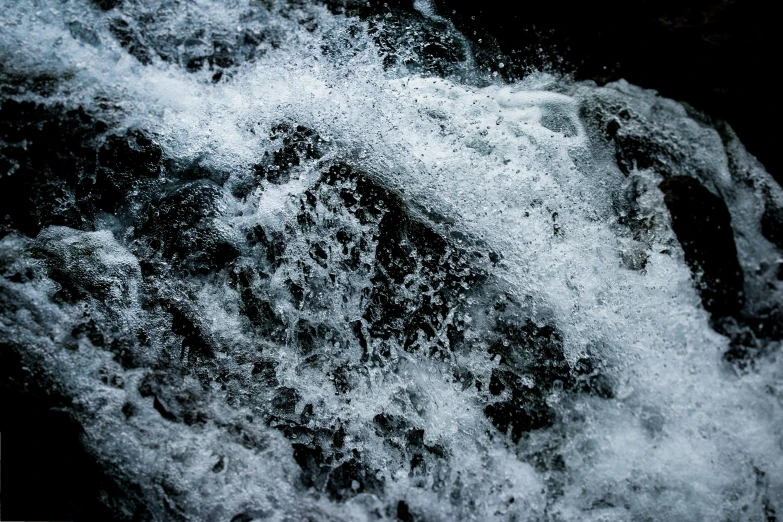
(1, 1), (782, 520)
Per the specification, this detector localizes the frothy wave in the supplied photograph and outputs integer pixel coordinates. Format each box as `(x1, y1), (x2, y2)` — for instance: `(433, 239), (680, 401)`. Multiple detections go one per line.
(1, 1), (781, 520)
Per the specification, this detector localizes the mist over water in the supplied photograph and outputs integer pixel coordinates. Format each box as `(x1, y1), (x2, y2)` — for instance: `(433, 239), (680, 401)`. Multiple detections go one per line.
(1, 1), (782, 521)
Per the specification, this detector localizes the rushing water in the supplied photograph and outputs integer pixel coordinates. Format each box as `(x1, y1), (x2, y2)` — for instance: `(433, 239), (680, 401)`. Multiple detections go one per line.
(1, 1), (782, 521)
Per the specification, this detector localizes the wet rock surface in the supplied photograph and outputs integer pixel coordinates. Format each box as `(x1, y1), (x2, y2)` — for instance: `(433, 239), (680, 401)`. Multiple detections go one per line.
(659, 176), (744, 319)
(1, 1), (782, 521)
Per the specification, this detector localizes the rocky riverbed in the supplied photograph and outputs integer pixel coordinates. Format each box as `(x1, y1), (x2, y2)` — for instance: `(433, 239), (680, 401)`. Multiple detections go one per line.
(1, 1), (781, 520)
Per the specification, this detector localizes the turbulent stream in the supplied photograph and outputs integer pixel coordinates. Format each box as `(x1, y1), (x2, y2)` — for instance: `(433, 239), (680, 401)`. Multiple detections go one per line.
(1, 1), (782, 520)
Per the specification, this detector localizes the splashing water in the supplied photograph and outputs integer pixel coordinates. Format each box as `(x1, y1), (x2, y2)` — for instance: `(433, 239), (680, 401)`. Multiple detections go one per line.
(1, 1), (782, 521)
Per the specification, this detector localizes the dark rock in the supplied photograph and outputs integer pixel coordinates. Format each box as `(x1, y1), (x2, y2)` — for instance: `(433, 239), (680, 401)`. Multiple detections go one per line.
(242, 290), (285, 339)
(46, 265), (90, 304)
(309, 242), (329, 268)
(410, 453), (426, 475)
(573, 357), (614, 399)
(272, 387), (301, 415)
(246, 225), (285, 269)
(251, 359), (279, 387)
(91, 0), (121, 11)
(138, 180), (240, 273)
(153, 395), (180, 422)
(326, 458), (383, 501)
(230, 511), (271, 522)
(68, 21), (102, 46)
(405, 429), (424, 449)
(370, 9), (468, 77)
(233, 266), (286, 340)
(212, 456), (225, 473)
(181, 37), (213, 72)
(488, 368), (506, 396)
(165, 303), (215, 362)
(295, 319), (320, 354)
(324, 1), (469, 77)
(212, 39), (236, 69)
(478, 303), (614, 441)
(138, 371), (207, 426)
(0, 101), (99, 237)
(484, 395), (555, 442)
(659, 176), (744, 319)
(0, 68), (62, 98)
(108, 18), (153, 65)
(121, 401), (137, 419)
(396, 500), (416, 522)
(761, 200), (783, 251)
(488, 318), (571, 386)
(31, 227), (141, 313)
(292, 443), (329, 489)
(252, 124), (323, 185)
(94, 129), (162, 212)
(98, 130), (161, 179)
(332, 425), (346, 448)
(166, 155), (229, 184)
(227, 421), (268, 451)
(531, 448), (566, 474)
(315, 164), (486, 357)
(612, 126), (673, 177)
(374, 412), (410, 440)
(72, 318), (106, 348)
(331, 364), (353, 394)
(286, 279), (305, 308)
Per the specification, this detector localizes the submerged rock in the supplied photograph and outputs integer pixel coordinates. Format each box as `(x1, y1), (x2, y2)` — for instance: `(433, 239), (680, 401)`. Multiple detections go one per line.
(0, 2), (781, 521)
(660, 176), (744, 319)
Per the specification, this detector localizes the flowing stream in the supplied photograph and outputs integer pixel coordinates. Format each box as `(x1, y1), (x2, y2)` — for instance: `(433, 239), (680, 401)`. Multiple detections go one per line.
(1, 1), (782, 520)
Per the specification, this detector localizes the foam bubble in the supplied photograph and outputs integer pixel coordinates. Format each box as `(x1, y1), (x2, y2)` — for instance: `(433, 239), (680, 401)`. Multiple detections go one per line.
(1, 1), (781, 520)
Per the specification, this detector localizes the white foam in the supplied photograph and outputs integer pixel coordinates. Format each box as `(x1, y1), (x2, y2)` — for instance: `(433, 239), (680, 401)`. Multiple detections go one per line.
(1, 0), (782, 520)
